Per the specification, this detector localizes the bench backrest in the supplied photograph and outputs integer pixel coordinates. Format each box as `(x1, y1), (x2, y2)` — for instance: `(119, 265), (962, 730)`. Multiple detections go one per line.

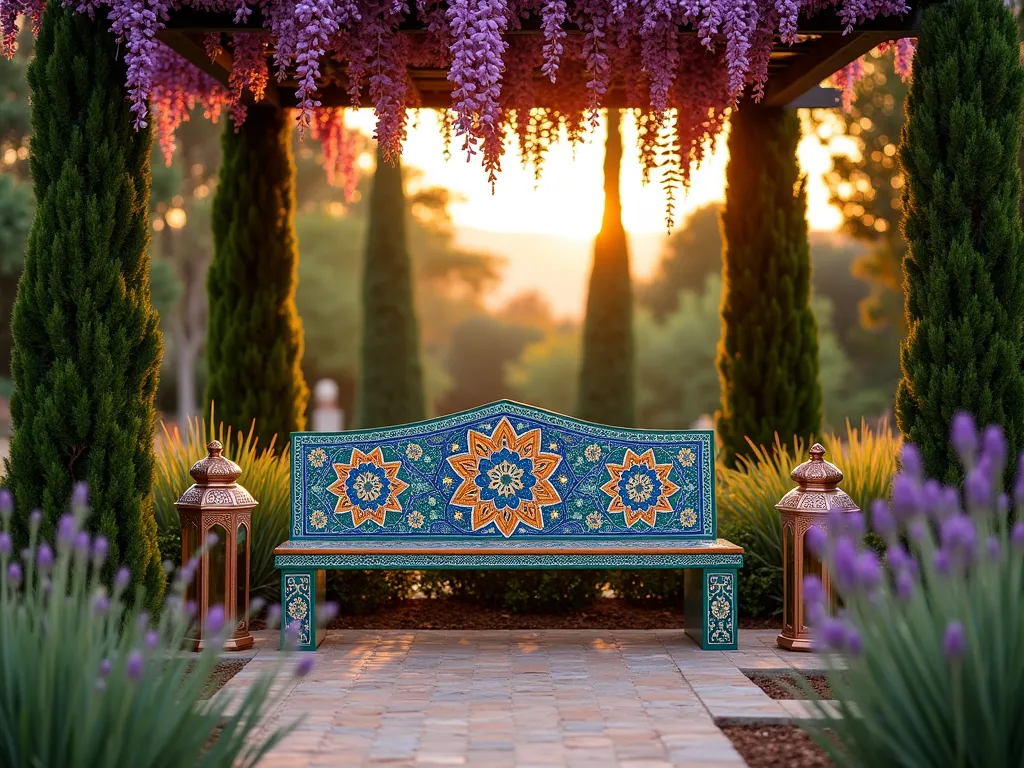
(291, 400), (715, 539)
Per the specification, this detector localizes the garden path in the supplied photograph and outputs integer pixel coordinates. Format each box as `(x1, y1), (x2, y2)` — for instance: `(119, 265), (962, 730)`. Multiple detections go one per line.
(220, 629), (823, 767)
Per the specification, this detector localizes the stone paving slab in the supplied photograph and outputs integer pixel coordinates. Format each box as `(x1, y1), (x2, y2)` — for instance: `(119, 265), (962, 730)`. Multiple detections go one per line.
(214, 629), (837, 766)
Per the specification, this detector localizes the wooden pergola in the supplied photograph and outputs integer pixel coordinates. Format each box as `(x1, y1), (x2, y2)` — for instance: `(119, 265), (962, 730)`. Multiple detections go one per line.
(159, 3), (927, 114)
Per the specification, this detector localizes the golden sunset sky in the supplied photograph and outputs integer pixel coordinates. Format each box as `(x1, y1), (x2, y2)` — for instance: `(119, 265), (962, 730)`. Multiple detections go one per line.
(346, 109), (854, 319)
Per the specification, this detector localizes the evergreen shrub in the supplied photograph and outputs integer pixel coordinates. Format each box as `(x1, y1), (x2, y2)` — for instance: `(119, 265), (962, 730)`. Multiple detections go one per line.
(896, 0), (1024, 489)
(5, 2), (164, 611)
(716, 104), (821, 467)
(425, 570), (603, 614)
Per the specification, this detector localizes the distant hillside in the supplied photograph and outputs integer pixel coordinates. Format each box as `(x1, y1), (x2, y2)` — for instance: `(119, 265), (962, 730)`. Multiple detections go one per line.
(453, 228), (665, 319)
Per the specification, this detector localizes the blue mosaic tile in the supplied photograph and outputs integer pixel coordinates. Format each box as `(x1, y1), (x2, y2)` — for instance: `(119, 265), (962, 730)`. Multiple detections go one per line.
(292, 400), (715, 539)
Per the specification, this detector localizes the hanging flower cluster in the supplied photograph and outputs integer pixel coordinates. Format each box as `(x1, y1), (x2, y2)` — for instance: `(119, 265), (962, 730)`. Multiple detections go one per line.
(1, 0), (914, 224)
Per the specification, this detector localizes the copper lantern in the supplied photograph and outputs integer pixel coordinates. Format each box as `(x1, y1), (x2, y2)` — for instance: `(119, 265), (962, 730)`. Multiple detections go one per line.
(775, 443), (859, 652)
(175, 440), (256, 651)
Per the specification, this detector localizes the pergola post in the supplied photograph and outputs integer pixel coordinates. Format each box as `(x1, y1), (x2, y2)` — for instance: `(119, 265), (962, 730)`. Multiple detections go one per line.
(577, 109), (635, 428)
(6, 0), (165, 609)
(206, 103), (308, 447)
(716, 103), (822, 466)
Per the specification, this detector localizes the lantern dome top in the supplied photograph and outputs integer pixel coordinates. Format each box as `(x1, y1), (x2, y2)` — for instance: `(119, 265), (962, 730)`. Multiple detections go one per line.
(776, 443), (858, 514)
(188, 440), (242, 486)
(790, 443), (845, 489)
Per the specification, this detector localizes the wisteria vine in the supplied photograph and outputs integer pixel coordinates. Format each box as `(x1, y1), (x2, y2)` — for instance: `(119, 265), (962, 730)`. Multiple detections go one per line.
(1, 0), (915, 225)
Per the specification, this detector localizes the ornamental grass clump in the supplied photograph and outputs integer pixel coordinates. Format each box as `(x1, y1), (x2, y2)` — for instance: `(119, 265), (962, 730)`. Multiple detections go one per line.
(0, 484), (320, 768)
(802, 413), (1024, 767)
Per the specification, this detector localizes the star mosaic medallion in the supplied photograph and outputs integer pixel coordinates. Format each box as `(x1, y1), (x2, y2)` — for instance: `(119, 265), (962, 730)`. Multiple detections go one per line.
(601, 448), (680, 528)
(327, 447), (409, 527)
(447, 418), (562, 536)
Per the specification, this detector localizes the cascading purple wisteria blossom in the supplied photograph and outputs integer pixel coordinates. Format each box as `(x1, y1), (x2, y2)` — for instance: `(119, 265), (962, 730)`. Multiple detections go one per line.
(150, 44), (230, 163)
(1, 0), (915, 224)
(446, 0), (507, 183)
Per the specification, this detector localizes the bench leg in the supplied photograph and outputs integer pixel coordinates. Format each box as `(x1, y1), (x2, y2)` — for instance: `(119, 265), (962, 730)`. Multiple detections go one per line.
(684, 568), (738, 650)
(280, 569), (326, 651)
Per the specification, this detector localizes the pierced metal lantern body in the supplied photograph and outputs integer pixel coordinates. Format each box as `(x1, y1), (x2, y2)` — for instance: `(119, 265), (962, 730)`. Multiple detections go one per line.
(775, 443), (859, 652)
(175, 440), (257, 651)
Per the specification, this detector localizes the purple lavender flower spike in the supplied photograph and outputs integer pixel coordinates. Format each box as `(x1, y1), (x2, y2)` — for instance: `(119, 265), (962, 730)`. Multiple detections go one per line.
(805, 525), (827, 558)
(803, 575), (824, 607)
(99, 659), (112, 678)
(854, 550), (882, 591)
(127, 650), (144, 680)
(1012, 521), (1024, 550)
(71, 482), (89, 509)
(320, 601), (340, 623)
(7, 561), (22, 586)
(137, 611), (150, 630)
(114, 567), (131, 592)
(206, 605), (226, 635)
(943, 621), (966, 661)
(845, 625), (863, 656)
(982, 424), (1007, 470)
(36, 544), (54, 571)
(910, 521), (926, 542)
(56, 515), (75, 549)
(832, 537), (859, 592)
(267, 603), (282, 628)
(891, 474), (922, 522)
(900, 443), (923, 479)
(934, 549), (951, 576)
(895, 569), (914, 601)
(145, 630), (160, 650)
(91, 536), (109, 565)
(987, 535), (1001, 559)
(940, 515), (977, 566)
(965, 467), (993, 510)
(28, 509), (42, 532)
(870, 500), (896, 540)
(295, 656), (315, 677)
(997, 493), (1010, 517)
(93, 593), (110, 617)
(819, 617), (847, 651)
(886, 544), (908, 572)
(1016, 455), (1024, 507)
(845, 511), (866, 538)
(0, 532), (10, 558)
(73, 531), (91, 556)
(205, 531), (219, 548)
(0, 488), (12, 523)
(950, 411), (978, 464)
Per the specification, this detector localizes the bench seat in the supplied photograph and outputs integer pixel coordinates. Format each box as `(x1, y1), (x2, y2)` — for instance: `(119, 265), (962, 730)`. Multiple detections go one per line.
(275, 536), (743, 568)
(277, 400), (743, 652)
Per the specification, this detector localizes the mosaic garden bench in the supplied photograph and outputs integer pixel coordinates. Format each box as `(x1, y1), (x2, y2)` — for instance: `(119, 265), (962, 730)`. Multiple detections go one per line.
(275, 401), (743, 651)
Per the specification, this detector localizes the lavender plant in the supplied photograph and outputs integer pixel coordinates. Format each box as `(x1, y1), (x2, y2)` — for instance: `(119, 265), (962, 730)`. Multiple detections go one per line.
(802, 413), (1024, 766)
(0, 484), (318, 768)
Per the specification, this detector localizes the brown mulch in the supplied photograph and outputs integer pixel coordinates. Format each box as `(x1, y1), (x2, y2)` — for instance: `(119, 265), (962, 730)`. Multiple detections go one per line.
(723, 725), (832, 768)
(307, 596), (781, 630)
(746, 672), (833, 700)
(199, 660), (248, 700)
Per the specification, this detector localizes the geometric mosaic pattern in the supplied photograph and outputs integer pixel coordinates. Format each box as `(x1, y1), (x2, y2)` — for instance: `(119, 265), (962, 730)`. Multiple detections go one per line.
(283, 572), (313, 647)
(293, 400), (716, 539)
(706, 572), (737, 648)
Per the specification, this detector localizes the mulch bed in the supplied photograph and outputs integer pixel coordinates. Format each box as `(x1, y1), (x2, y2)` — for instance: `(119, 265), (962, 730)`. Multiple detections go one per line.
(723, 725), (832, 768)
(314, 596), (781, 631)
(199, 660), (248, 700)
(746, 672), (833, 700)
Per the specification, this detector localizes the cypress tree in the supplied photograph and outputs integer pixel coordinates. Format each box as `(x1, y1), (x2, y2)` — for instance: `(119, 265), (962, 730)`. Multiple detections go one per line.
(897, 0), (1024, 485)
(207, 104), (308, 446)
(356, 147), (426, 428)
(716, 105), (821, 466)
(577, 109), (635, 427)
(5, 1), (164, 608)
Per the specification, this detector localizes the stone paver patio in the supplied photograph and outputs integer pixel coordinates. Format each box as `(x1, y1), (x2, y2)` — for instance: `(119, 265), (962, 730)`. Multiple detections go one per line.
(219, 629), (831, 767)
